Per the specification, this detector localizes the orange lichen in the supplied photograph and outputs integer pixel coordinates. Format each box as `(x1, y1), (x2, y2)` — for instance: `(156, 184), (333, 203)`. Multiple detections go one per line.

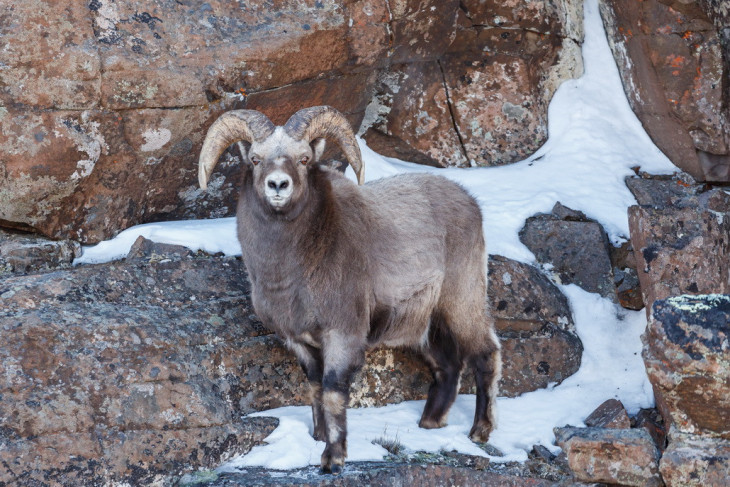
(666, 54), (685, 68)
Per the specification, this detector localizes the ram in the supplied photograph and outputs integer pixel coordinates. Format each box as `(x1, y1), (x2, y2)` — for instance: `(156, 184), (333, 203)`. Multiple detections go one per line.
(198, 106), (501, 474)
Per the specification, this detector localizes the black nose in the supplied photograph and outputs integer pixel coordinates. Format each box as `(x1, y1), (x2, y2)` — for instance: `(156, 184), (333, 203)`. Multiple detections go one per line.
(268, 180), (289, 191)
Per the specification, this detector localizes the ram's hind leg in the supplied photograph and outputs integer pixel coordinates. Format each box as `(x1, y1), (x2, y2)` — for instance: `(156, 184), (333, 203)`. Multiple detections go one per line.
(290, 341), (326, 441)
(419, 313), (463, 429)
(468, 326), (501, 443)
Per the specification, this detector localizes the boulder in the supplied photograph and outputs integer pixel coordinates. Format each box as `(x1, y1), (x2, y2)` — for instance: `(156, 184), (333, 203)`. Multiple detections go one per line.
(642, 295), (730, 440)
(660, 433), (730, 487)
(625, 175), (701, 209)
(628, 189), (730, 312)
(0, 238), (583, 483)
(599, 0), (730, 182)
(554, 426), (663, 487)
(488, 255), (582, 394)
(519, 203), (617, 301)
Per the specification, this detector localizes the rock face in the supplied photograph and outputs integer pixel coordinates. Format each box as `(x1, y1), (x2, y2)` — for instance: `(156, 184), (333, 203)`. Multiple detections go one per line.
(599, 0), (730, 182)
(0, 238), (581, 483)
(362, 0), (584, 168)
(628, 188), (730, 312)
(0, 0), (584, 242)
(643, 295), (730, 440)
(555, 426), (663, 487)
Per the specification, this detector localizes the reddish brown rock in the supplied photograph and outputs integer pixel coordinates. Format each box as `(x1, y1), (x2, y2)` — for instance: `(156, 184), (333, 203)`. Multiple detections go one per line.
(0, 2), (100, 110)
(643, 294), (730, 440)
(388, 0), (461, 64)
(363, 2), (584, 168)
(628, 189), (730, 311)
(599, 0), (730, 181)
(660, 433), (730, 487)
(554, 426), (663, 487)
(365, 62), (468, 167)
(584, 399), (631, 429)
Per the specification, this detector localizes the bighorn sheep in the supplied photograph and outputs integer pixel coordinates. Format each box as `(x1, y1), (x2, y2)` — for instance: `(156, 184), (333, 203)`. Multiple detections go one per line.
(198, 106), (501, 474)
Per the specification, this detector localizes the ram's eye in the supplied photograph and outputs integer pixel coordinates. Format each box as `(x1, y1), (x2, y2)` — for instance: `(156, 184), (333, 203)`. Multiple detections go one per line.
(251, 157), (261, 166)
(299, 156), (309, 165)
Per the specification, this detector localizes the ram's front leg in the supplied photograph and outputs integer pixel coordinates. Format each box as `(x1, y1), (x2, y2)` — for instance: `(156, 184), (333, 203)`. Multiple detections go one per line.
(319, 330), (365, 474)
(289, 340), (326, 441)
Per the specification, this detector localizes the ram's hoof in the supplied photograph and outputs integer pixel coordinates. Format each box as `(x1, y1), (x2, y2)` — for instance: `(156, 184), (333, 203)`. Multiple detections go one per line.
(468, 422), (493, 443)
(320, 463), (343, 475)
(418, 417), (447, 429)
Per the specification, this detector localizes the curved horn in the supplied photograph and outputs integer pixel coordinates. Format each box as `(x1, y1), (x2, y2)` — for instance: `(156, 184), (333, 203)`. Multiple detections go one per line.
(198, 110), (275, 190)
(283, 106), (364, 185)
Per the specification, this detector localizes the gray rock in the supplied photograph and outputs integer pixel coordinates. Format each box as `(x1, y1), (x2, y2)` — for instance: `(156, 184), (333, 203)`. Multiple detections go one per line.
(625, 176), (700, 209)
(519, 205), (617, 301)
(0, 239), (585, 483)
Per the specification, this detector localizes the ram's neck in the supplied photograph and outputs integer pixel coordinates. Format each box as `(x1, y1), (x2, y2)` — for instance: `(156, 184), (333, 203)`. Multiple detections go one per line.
(236, 168), (338, 280)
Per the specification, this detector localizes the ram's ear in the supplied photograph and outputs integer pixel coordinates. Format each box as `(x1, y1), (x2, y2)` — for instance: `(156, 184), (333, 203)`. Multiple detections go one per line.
(311, 137), (326, 161)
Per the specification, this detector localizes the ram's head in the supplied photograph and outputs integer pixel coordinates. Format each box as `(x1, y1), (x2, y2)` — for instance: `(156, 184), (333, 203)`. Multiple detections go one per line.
(198, 106), (364, 212)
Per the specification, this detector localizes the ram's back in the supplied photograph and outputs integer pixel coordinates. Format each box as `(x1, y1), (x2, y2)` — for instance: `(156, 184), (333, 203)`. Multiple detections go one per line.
(332, 173), (485, 346)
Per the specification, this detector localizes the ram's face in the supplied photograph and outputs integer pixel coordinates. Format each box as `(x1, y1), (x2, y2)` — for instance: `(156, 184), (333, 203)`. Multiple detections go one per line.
(247, 127), (325, 212)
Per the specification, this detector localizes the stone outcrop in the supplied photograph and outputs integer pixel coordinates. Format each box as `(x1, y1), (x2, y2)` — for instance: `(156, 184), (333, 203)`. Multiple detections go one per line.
(599, 0), (730, 182)
(0, 237), (581, 483)
(0, 0), (584, 243)
(628, 188), (730, 312)
(643, 295), (730, 440)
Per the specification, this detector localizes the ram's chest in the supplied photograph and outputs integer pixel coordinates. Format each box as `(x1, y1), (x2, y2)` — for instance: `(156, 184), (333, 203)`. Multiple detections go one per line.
(249, 275), (314, 337)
